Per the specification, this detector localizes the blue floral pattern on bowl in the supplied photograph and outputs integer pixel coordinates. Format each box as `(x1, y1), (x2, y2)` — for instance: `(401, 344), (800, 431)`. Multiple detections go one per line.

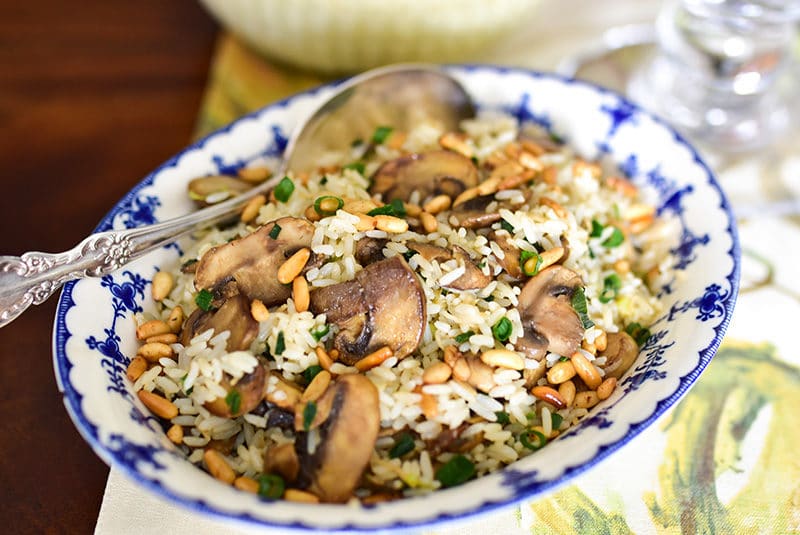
(52, 66), (740, 532)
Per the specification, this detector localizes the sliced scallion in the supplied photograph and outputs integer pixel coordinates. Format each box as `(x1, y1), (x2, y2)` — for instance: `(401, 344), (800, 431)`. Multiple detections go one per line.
(273, 176), (294, 203)
(435, 454), (475, 488)
(571, 287), (594, 329)
(492, 317), (513, 343)
(313, 195), (344, 216)
(599, 273), (622, 303)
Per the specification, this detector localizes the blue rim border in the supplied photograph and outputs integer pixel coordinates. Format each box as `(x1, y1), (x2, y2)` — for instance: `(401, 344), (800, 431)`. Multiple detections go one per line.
(52, 64), (741, 533)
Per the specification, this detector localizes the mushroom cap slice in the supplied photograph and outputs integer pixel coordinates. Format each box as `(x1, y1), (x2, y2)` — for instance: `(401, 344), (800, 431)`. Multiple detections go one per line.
(295, 374), (380, 503)
(406, 242), (490, 291)
(600, 331), (640, 379)
(489, 231), (524, 281)
(204, 362), (266, 418)
(310, 256), (426, 365)
(179, 293), (258, 352)
(354, 237), (387, 266)
(515, 265), (584, 360)
(369, 150), (478, 203)
(194, 217), (314, 307)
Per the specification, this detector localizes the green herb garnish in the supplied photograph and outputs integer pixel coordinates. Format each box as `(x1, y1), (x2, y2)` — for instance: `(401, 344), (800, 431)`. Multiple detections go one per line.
(500, 219), (515, 233)
(195, 289), (213, 311)
(625, 322), (652, 347)
(302, 365), (323, 384)
(343, 161), (366, 175)
(311, 324), (330, 342)
(520, 250), (542, 277)
(495, 411), (510, 425)
(350, 138), (364, 147)
(435, 454), (475, 488)
(313, 195), (344, 216)
(602, 227), (625, 248)
(367, 198), (406, 217)
(455, 331), (474, 344)
(273, 176), (294, 203)
(257, 474), (285, 500)
(320, 176), (328, 185)
(520, 428), (548, 451)
(492, 317), (513, 343)
(371, 125), (393, 144)
(269, 223), (282, 239)
(571, 287), (595, 329)
(389, 432), (416, 459)
(559, 356), (569, 362)
(225, 389), (241, 414)
(275, 331), (286, 355)
(590, 219), (604, 238)
(302, 401), (317, 431)
(551, 413), (563, 430)
(599, 273), (622, 303)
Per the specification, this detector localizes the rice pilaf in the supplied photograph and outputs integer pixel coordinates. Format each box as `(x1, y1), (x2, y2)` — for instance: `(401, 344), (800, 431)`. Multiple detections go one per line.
(129, 112), (676, 504)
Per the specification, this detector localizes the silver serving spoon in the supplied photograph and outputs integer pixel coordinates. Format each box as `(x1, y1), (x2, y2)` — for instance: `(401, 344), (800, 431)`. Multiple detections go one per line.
(0, 64), (474, 328)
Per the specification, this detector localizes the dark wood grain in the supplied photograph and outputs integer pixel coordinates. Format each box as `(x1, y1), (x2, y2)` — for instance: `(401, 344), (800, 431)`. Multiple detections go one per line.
(0, 2), (217, 532)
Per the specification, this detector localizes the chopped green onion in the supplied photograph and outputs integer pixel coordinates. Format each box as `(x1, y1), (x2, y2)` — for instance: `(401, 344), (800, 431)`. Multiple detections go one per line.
(571, 287), (595, 329)
(520, 250), (542, 277)
(195, 289), (213, 311)
(559, 356), (569, 362)
(495, 411), (510, 425)
(455, 331), (474, 344)
(549, 132), (564, 144)
(343, 161), (366, 175)
(225, 389), (241, 414)
(257, 474), (285, 500)
(603, 227), (625, 248)
(590, 219), (604, 238)
(350, 138), (364, 147)
(311, 324), (330, 342)
(470, 155), (479, 165)
(275, 331), (286, 355)
(389, 433), (416, 459)
(313, 195), (344, 216)
(302, 401), (317, 431)
(273, 176), (294, 203)
(269, 223), (282, 239)
(302, 365), (323, 384)
(320, 176), (328, 185)
(402, 250), (416, 261)
(551, 413), (563, 430)
(625, 322), (652, 347)
(599, 273), (622, 303)
(520, 428), (548, 451)
(492, 317), (513, 343)
(435, 454), (475, 488)
(500, 219), (515, 233)
(367, 198), (406, 217)
(371, 126), (393, 144)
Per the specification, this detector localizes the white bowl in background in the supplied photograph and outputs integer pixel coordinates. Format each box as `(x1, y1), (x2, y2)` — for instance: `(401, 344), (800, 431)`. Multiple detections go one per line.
(199, 0), (541, 74)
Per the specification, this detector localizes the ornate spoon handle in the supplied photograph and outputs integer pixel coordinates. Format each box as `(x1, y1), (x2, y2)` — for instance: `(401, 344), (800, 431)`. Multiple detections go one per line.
(0, 179), (274, 328)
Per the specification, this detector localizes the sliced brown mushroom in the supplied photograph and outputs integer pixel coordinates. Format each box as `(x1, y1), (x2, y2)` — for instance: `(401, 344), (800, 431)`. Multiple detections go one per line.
(204, 363), (266, 418)
(450, 194), (502, 230)
(309, 256), (426, 365)
(370, 150), (479, 203)
(514, 265), (585, 361)
(294, 374), (380, 503)
(354, 237), (387, 266)
(188, 175), (253, 207)
(489, 231), (523, 280)
(600, 331), (639, 379)
(179, 293), (258, 351)
(264, 443), (300, 483)
(406, 242), (490, 291)
(194, 217), (315, 307)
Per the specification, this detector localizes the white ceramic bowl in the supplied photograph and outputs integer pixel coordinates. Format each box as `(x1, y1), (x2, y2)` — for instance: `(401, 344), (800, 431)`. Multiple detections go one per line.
(53, 66), (739, 532)
(199, 0), (541, 74)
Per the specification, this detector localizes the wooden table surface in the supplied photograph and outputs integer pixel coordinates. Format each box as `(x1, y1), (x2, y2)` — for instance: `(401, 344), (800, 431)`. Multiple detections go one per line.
(0, 2), (218, 532)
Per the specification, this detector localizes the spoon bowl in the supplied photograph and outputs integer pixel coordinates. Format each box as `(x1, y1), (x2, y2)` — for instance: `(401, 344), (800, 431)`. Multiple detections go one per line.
(0, 64), (473, 328)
